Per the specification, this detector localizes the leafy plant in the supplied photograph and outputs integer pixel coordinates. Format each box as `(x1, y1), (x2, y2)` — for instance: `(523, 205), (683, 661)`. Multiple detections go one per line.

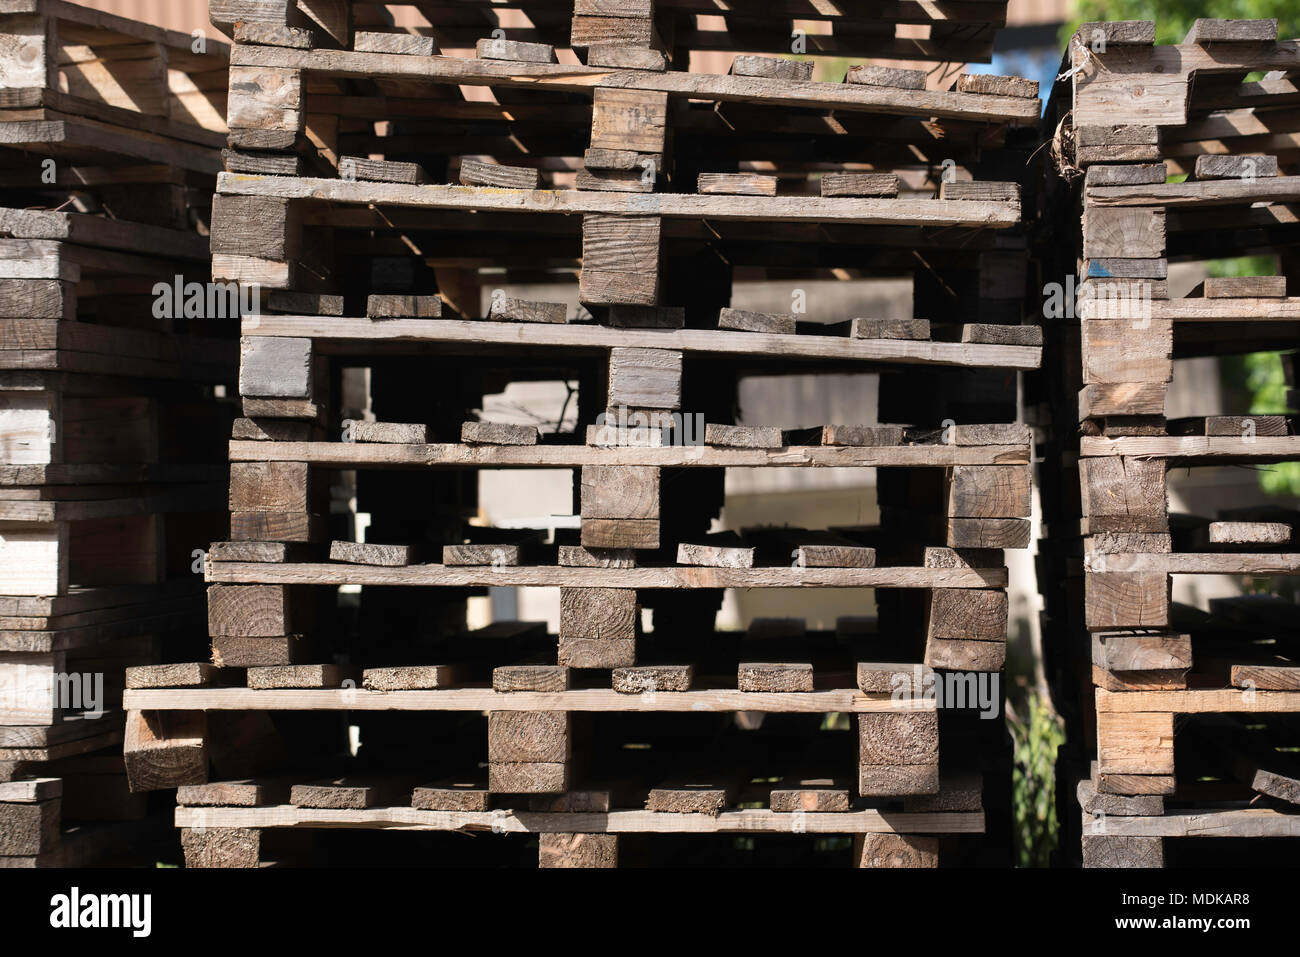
(1009, 692), (1064, 867)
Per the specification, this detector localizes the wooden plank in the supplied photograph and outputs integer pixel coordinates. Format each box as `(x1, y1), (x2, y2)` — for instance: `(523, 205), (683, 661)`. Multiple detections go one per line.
(459, 158), (540, 190)
(172, 804), (983, 834)
(204, 563), (1007, 588)
(737, 662), (813, 693)
(329, 541), (413, 566)
(123, 709), (207, 792)
(697, 173), (777, 196)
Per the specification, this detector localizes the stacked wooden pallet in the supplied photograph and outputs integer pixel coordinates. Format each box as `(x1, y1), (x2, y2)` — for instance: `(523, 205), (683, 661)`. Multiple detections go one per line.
(119, 0), (1043, 868)
(0, 1), (234, 866)
(1034, 18), (1300, 868)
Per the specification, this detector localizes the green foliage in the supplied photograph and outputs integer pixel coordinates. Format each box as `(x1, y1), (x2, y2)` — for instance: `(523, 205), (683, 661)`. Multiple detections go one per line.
(1010, 692), (1064, 867)
(1067, 0), (1300, 45)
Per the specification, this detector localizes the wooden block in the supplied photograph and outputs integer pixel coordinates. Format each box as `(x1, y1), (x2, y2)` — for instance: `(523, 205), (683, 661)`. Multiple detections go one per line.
(459, 159), (540, 190)
(265, 290), (344, 315)
(1096, 770), (1175, 796)
(329, 541), (412, 566)
(584, 148), (649, 170)
(924, 546), (1004, 568)
(590, 88), (668, 154)
(223, 149), (302, 175)
(704, 424), (783, 448)
(1079, 457), (1167, 532)
(1184, 18), (1276, 43)
(558, 638), (636, 668)
(462, 421), (539, 445)
(211, 635), (296, 669)
(1098, 711), (1174, 775)
(560, 587), (637, 640)
(1231, 664), (1300, 691)
(240, 337), (311, 398)
(208, 584), (288, 638)
(575, 167), (654, 192)
(180, 827), (260, 868)
(339, 156), (424, 184)
(213, 194), (298, 262)
(612, 665), (692, 693)
(0, 779), (61, 803)
(1208, 521), (1290, 544)
(1082, 835), (1164, 868)
(488, 712), (570, 763)
(1079, 383), (1167, 418)
(412, 784), (489, 811)
(1077, 779), (1163, 816)
(959, 324), (1041, 346)
(229, 511), (320, 542)
(581, 518), (659, 549)
(226, 65), (301, 140)
(580, 465), (659, 520)
(124, 710), (207, 792)
(125, 664), (215, 690)
(730, 55), (813, 81)
(580, 214), (660, 306)
(361, 666), (455, 691)
(1083, 207), (1165, 259)
(718, 307), (794, 335)
(697, 173), (777, 196)
(493, 665), (570, 692)
(677, 538), (754, 568)
(476, 38), (557, 63)
(948, 465), (1031, 518)
(770, 780), (851, 813)
(177, 781), (281, 808)
(646, 783), (735, 815)
(558, 545), (635, 568)
(291, 779), (377, 809)
(489, 762), (569, 793)
(738, 662), (813, 692)
(247, 664), (341, 689)
(857, 764), (940, 796)
(234, 21), (315, 48)
(821, 173), (899, 198)
(229, 461), (309, 512)
(924, 637), (1006, 671)
(857, 662), (933, 694)
(353, 31), (436, 56)
(0, 800), (59, 855)
(587, 46), (665, 71)
(853, 833), (938, 868)
(487, 297), (565, 323)
(851, 317), (928, 339)
(1074, 21), (1155, 45)
(607, 347), (681, 409)
(352, 421), (429, 443)
(1085, 164), (1166, 187)
(785, 424), (906, 447)
(366, 295), (441, 319)
(1093, 632), (1191, 672)
(570, 14), (653, 48)
(539, 832), (617, 867)
(927, 589), (1008, 643)
(859, 712), (938, 766)
(845, 65), (925, 90)
(940, 181), (1020, 203)
(1194, 154), (1278, 181)
(1086, 572), (1169, 630)
(956, 74), (1038, 98)
(1204, 276), (1285, 298)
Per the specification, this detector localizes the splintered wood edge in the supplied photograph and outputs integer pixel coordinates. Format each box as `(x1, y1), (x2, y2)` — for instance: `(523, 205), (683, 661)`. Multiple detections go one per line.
(228, 441), (1032, 468)
(173, 805), (984, 834)
(238, 316), (1041, 371)
(127, 688), (937, 713)
(202, 563), (1008, 588)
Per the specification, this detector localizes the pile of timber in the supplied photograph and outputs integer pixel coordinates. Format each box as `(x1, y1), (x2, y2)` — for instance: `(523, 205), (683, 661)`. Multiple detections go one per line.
(118, 0), (1043, 868)
(0, 1), (234, 866)
(1033, 18), (1300, 868)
